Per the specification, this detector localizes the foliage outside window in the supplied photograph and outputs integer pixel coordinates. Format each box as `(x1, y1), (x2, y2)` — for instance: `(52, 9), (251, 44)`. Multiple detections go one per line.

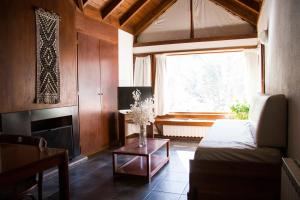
(230, 102), (250, 120)
(165, 51), (260, 112)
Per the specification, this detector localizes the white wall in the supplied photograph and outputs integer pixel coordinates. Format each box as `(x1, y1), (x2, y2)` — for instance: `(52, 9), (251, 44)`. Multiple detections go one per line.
(133, 38), (258, 54)
(258, 0), (300, 160)
(137, 0), (255, 43)
(118, 29), (134, 86)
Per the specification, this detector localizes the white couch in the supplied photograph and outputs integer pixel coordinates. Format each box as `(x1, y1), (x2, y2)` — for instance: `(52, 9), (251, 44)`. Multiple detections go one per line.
(189, 94), (287, 200)
(194, 94), (287, 163)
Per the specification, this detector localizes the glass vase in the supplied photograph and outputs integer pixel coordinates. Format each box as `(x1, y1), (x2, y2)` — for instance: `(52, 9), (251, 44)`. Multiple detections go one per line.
(139, 124), (147, 147)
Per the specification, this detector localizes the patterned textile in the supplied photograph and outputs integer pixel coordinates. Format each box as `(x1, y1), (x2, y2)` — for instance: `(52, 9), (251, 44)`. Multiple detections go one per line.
(35, 8), (60, 104)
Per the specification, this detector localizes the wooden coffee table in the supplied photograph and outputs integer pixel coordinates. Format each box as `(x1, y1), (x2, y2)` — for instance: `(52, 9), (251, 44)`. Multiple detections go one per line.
(112, 138), (170, 182)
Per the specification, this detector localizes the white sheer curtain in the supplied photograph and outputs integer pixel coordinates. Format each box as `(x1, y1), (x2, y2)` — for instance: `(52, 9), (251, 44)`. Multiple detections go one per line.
(133, 56), (151, 86)
(243, 50), (261, 104)
(154, 55), (168, 115)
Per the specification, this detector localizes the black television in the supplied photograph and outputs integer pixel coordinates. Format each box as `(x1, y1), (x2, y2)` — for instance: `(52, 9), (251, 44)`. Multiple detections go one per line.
(117, 87), (153, 110)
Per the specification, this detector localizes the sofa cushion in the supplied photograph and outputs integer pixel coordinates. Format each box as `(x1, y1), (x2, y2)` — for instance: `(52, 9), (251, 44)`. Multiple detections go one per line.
(200, 119), (255, 145)
(249, 94), (287, 148)
(195, 142), (282, 163)
(194, 120), (282, 163)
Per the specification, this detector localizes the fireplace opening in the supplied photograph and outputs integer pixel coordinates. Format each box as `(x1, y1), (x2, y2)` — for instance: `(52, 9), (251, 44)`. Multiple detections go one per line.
(31, 116), (75, 159)
(0, 106), (80, 159)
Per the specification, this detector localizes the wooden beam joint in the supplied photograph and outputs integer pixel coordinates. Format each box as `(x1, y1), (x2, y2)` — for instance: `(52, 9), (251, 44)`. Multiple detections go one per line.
(101, 0), (124, 20)
(235, 0), (260, 14)
(119, 0), (148, 26)
(134, 0), (177, 36)
(210, 0), (258, 26)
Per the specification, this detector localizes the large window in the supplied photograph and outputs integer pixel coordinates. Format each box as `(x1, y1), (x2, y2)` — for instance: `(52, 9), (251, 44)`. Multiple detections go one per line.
(165, 51), (260, 112)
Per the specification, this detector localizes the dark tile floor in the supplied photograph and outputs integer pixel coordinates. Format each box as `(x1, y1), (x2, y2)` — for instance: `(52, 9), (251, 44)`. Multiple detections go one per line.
(40, 141), (198, 200)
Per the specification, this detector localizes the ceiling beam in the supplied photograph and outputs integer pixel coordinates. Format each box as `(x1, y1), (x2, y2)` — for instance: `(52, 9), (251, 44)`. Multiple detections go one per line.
(82, 0), (89, 7)
(101, 0), (125, 20)
(235, 0), (260, 13)
(134, 33), (257, 47)
(190, 0), (194, 39)
(210, 0), (258, 26)
(119, 0), (149, 26)
(133, 0), (177, 36)
(74, 0), (84, 11)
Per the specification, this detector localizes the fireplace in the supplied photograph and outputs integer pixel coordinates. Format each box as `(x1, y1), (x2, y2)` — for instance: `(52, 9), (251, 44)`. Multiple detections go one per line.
(0, 106), (80, 159)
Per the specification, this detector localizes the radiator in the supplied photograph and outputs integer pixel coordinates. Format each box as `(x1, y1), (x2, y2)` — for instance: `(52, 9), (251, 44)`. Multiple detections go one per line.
(163, 125), (210, 137)
(281, 158), (300, 200)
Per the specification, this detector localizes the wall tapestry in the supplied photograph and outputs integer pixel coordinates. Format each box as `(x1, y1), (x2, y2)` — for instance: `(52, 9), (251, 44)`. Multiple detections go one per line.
(35, 8), (60, 104)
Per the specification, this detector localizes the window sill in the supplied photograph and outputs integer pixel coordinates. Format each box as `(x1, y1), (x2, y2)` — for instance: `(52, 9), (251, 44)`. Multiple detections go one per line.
(155, 112), (231, 127)
(155, 118), (214, 126)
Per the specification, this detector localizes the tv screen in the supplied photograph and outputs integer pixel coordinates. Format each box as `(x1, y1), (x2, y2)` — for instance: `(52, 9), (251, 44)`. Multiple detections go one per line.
(118, 87), (153, 110)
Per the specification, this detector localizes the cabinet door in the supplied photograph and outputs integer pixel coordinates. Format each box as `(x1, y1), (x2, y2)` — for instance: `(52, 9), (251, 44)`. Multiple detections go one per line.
(77, 33), (102, 155)
(99, 40), (118, 147)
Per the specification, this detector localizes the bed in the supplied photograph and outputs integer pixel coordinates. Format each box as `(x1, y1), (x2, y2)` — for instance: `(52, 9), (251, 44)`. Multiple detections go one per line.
(188, 94), (287, 200)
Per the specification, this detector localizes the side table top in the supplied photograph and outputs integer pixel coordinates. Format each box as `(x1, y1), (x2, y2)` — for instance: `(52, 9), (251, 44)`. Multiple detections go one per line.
(113, 138), (169, 156)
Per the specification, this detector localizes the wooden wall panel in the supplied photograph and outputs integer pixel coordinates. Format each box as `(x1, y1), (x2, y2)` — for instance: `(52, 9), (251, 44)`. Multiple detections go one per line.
(75, 10), (118, 44)
(77, 33), (102, 155)
(0, 0), (77, 113)
(100, 40), (119, 147)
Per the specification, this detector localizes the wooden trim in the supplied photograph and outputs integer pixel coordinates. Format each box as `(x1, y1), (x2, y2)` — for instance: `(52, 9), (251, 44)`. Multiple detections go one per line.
(154, 112), (229, 126)
(82, 0), (89, 7)
(134, 53), (153, 57)
(151, 54), (156, 94)
(190, 0), (194, 39)
(134, 54), (152, 57)
(154, 112), (228, 126)
(133, 45), (258, 56)
(155, 118), (215, 127)
(133, 0), (177, 36)
(101, 0), (125, 20)
(119, 0), (149, 26)
(169, 112), (227, 114)
(209, 0), (258, 26)
(235, 0), (260, 14)
(165, 46), (257, 56)
(260, 43), (266, 94)
(134, 35), (138, 44)
(157, 112), (228, 120)
(134, 33), (257, 47)
(165, 112), (228, 116)
(76, 0), (84, 11)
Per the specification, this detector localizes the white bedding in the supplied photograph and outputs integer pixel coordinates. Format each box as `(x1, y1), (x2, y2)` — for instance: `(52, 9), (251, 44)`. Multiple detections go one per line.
(194, 120), (282, 163)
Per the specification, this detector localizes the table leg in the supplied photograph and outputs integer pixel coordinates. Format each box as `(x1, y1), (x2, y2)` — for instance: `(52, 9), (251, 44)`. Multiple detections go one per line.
(58, 152), (70, 200)
(166, 141), (170, 159)
(112, 153), (116, 176)
(146, 155), (151, 182)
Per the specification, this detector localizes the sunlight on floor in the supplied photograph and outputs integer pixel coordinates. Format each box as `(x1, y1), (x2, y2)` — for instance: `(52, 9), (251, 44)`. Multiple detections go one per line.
(176, 150), (195, 172)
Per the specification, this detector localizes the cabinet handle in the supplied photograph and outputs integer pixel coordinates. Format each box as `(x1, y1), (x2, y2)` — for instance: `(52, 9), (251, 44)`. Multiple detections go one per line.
(99, 92), (103, 105)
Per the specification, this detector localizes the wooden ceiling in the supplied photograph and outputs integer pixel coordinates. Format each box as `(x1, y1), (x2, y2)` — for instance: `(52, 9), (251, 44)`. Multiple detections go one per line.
(75, 0), (263, 36)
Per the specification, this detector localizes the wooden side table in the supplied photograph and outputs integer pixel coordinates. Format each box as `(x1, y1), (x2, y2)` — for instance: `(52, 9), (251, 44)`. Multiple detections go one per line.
(117, 111), (153, 146)
(112, 138), (170, 182)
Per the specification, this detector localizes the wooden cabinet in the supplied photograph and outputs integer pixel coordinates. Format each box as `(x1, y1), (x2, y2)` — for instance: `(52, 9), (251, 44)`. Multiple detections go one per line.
(77, 32), (118, 155)
(99, 40), (118, 148)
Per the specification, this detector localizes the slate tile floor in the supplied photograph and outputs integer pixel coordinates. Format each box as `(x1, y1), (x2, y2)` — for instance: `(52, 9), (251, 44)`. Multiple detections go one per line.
(40, 141), (197, 200)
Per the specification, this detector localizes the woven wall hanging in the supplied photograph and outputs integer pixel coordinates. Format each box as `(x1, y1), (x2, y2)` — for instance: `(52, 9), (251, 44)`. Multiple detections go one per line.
(35, 8), (60, 104)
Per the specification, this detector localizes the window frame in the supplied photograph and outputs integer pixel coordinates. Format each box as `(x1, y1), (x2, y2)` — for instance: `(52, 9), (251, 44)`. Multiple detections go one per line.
(134, 45), (265, 116)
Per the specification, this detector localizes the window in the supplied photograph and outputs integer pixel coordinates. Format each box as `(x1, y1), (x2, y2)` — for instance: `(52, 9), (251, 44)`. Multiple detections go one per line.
(165, 51), (260, 112)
